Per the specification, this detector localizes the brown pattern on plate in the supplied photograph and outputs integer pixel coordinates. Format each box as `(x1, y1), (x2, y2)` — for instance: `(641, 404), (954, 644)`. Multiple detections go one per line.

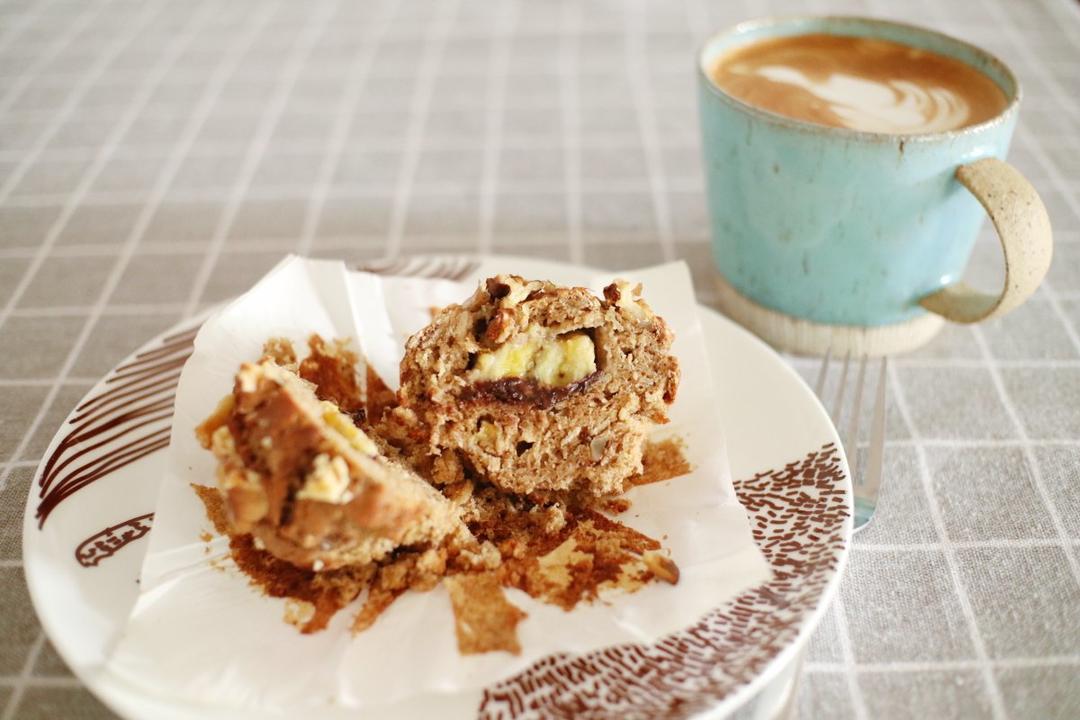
(37, 323), (200, 531)
(74, 512), (155, 567)
(356, 256), (480, 281)
(477, 443), (849, 719)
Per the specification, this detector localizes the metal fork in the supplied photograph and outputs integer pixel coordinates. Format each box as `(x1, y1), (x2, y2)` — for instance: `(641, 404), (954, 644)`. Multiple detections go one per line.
(813, 349), (889, 533)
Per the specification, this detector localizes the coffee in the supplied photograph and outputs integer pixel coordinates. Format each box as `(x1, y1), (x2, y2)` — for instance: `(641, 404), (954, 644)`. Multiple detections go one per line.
(708, 33), (1009, 134)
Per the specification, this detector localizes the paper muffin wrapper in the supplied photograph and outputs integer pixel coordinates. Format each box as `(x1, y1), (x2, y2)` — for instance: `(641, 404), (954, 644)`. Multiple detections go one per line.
(103, 255), (770, 712)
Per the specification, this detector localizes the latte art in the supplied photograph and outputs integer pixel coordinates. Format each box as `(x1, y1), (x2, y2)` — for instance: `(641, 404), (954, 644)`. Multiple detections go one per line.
(710, 34), (1009, 134)
(746, 65), (972, 134)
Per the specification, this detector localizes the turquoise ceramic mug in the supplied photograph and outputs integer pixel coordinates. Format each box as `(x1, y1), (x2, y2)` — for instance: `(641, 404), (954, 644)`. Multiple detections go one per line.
(698, 17), (1053, 356)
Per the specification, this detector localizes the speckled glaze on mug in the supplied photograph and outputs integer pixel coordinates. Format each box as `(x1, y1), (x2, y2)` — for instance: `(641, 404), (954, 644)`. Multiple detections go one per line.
(698, 17), (1020, 327)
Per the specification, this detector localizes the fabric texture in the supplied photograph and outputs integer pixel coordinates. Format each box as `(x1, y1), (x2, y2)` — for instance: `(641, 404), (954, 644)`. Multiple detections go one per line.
(0, 0), (1077, 717)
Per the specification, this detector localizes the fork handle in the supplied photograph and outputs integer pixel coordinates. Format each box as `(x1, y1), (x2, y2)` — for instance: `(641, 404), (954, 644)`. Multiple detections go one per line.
(919, 158), (1053, 324)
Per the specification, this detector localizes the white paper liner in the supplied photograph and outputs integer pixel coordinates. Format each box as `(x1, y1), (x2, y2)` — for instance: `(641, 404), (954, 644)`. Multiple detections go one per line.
(104, 256), (770, 713)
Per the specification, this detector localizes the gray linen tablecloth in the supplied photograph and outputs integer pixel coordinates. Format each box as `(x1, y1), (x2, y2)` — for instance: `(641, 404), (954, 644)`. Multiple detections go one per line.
(1, 0), (1078, 717)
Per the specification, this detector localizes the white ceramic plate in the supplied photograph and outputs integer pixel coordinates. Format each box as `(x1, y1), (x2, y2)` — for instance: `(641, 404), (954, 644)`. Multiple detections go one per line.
(23, 256), (851, 720)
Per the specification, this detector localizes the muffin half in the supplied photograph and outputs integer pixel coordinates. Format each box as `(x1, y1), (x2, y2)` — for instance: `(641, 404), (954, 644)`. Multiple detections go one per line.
(197, 359), (463, 570)
(399, 275), (679, 496)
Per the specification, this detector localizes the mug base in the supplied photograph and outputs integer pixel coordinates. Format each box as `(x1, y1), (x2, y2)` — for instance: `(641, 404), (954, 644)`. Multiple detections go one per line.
(714, 272), (945, 357)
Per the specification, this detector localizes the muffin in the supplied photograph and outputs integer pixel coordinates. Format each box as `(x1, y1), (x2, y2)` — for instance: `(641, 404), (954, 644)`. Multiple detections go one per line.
(398, 275), (679, 496)
(196, 358), (463, 571)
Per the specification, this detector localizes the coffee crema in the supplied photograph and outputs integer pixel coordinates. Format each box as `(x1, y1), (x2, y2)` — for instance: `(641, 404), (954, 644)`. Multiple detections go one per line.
(708, 33), (1009, 134)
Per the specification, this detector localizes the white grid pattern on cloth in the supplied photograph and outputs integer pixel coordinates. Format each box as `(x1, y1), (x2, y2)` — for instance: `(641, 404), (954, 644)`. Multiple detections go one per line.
(0, 0), (1077, 718)
(0, 4), (282, 717)
(971, 322), (1080, 582)
(0, 2), (247, 717)
(382, 0), (461, 260)
(0, 0), (109, 116)
(625, 0), (676, 263)
(0, 0), (277, 484)
(560, 0), (583, 264)
(179, 0), (342, 318)
(0, 1), (167, 329)
(0, 0), (51, 55)
(0, 3), (167, 203)
(475, 0), (518, 256)
(0, 3), (240, 716)
(295, 1), (401, 257)
(885, 356), (1010, 719)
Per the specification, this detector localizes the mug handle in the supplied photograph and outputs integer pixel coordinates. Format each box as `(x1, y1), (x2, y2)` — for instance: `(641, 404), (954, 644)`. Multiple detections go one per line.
(918, 157), (1053, 323)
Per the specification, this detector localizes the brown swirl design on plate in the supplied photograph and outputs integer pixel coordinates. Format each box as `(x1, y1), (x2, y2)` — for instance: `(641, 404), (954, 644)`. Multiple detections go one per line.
(74, 512), (155, 567)
(36, 324), (200, 530)
(477, 443), (849, 720)
(356, 256), (480, 281)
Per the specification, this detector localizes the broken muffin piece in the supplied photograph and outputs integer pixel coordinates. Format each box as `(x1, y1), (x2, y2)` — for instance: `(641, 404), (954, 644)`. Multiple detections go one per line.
(196, 358), (464, 571)
(398, 275), (680, 496)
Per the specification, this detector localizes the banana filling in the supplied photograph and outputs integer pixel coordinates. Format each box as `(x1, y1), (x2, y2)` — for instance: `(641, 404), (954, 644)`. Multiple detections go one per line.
(320, 401), (377, 456)
(470, 330), (597, 388)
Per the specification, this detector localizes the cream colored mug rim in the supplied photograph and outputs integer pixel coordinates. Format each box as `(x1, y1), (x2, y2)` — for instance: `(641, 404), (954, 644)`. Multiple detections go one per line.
(697, 15), (1022, 144)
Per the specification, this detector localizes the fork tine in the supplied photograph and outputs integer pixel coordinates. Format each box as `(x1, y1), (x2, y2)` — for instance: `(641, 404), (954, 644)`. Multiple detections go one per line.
(830, 351), (852, 420)
(844, 354), (868, 476)
(813, 346), (832, 398)
(855, 356), (889, 530)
